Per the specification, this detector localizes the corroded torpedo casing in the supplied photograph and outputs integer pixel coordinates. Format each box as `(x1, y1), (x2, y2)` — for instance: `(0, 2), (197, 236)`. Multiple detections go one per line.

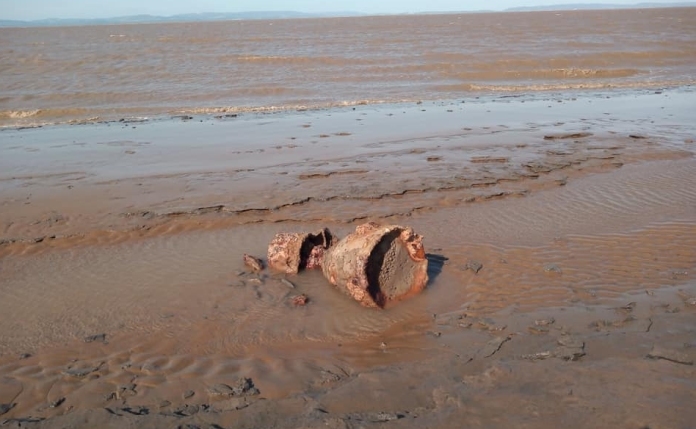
(321, 223), (428, 308)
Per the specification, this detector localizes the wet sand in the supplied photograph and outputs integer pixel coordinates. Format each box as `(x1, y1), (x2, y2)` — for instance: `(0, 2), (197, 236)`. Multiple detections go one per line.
(0, 89), (695, 428)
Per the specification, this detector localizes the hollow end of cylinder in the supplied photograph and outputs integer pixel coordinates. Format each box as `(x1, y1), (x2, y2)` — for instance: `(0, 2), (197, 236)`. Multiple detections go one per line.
(299, 228), (335, 270)
(365, 228), (428, 308)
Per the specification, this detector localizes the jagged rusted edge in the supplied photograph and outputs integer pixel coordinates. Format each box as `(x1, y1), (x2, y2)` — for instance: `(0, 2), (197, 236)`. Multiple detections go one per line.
(267, 228), (336, 274)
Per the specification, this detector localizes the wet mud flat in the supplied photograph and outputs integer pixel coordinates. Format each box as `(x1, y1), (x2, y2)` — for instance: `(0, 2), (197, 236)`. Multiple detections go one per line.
(0, 89), (695, 428)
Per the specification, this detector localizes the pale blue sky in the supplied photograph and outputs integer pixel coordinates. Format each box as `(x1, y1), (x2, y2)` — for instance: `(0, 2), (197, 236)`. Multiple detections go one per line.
(2, 0), (681, 21)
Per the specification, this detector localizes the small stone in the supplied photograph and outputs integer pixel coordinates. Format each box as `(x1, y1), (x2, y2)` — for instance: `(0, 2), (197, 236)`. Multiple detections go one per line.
(207, 378), (259, 397)
(534, 317), (555, 327)
(291, 294), (309, 306)
(172, 404), (200, 417)
(465, 260), (483, 274)
(519, 351), (552, 361)
(183, 390), (195, 399)
(243, 254), (264, 272)
(543, 263), (562, 274)
(19, 353), (32, 360)
(369, 412), (404, 422)
(84, 333), (107, 343)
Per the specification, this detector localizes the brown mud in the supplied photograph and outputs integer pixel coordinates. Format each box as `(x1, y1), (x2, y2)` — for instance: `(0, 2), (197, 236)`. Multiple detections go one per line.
(0, 92), (695, 428)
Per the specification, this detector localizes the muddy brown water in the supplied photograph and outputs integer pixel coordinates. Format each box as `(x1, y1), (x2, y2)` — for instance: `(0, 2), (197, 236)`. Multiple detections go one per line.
(2, 7), (696, 127)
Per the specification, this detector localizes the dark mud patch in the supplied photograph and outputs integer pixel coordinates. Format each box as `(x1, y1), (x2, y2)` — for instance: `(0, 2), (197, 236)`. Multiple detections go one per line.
(298, 170), (369, 180)
(470, 157), (509, 164)
(543, 132), (593, 140)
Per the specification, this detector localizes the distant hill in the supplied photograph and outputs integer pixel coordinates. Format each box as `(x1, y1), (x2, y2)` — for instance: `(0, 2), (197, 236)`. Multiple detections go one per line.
(0, 11), (363, 28)
(506, 2), (696, 11)
(2, 4), (695, 28)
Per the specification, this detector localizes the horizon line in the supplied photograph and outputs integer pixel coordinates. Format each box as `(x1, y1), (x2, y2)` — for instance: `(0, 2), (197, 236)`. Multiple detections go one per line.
(2, 3), (695, 27)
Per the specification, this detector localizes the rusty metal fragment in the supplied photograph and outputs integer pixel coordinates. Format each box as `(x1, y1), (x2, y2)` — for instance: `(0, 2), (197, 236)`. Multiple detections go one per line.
(243, 254), (264, 272)
(267, 228), (335, 274)
(291, 294), (309, 306)
(264, 223), (428, 308)
(321, 222), (428, 308)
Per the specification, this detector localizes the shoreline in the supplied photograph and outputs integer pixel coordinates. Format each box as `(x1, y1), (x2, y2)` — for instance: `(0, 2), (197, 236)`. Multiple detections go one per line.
(2, 85), (693, 131)
(0, 88), (695, 428)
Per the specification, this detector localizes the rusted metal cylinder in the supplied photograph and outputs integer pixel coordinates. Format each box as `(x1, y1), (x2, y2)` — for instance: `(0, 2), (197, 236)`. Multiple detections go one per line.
(321, 222), (428, 308)
(267, 228), (336, 274)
